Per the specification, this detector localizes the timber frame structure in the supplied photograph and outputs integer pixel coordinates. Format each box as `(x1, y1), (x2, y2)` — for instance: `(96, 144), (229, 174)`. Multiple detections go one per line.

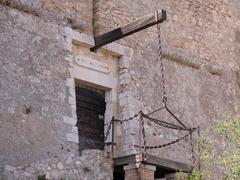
(90, 9), (167, 51)
(114, 154), (191, 173)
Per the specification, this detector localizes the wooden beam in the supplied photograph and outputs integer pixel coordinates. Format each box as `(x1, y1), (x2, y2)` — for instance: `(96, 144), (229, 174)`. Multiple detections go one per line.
(113, 154), (138, 166)
(146, 154), (191, 173)
(90, 9), (167, 51)
(113, 154), (191, 173)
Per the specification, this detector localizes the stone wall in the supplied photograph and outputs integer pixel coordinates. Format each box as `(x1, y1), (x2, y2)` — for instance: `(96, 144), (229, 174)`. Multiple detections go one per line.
(94, 0), (240, 68)
(0, 0), (93, 34)
(1, 150), (112, 180)
(0, 4), (72, 167)
(0, 0), (240, 179)
(94, 0), (240, 164)
(0, 3), (113, 179)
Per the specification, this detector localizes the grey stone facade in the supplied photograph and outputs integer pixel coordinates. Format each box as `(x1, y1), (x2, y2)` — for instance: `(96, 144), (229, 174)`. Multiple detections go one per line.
(0, 0), (240, 179)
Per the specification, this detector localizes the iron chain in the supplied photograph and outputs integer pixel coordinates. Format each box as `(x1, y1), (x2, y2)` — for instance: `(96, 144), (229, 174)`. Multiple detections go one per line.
(190, 131), (195, 165)
(134, 133), (190, 150)
(119, 111), (141, 124)
(142, 113), (189, 131)
(104, 120), (112, 141)
(197, 126), (201, 171)
(141, 112), (147, 153)
(157, 21), (167, 105)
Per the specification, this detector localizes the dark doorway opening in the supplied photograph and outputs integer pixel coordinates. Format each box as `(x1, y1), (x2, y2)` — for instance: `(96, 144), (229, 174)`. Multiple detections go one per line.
(75, 85), (106, 153)
(113, 165), (125, 180)
(154, 166), (177, 179)
(113, 165), (177, 180)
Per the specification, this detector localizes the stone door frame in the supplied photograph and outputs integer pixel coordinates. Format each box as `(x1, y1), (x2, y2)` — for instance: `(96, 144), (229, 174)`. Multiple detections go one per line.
(62, 27), (134, 149)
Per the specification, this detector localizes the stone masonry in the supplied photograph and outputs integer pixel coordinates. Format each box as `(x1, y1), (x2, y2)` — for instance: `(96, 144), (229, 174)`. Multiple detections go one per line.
(124, 164), (156, 180)
(0, 0), (240, 179)
(93, 0), (240, 164)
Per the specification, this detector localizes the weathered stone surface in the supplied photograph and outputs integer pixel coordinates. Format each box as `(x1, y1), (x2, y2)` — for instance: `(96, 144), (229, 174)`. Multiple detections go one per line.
(94, 0), (240, 164)
(1, 150), (112, 180)
(0, 0), (91, 33)
(0, 4), (72, 167)
(1, 0), (240, 179)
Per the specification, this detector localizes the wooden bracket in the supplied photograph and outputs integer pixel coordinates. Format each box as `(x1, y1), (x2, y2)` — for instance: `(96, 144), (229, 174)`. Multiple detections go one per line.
(90, 9), (167, 52)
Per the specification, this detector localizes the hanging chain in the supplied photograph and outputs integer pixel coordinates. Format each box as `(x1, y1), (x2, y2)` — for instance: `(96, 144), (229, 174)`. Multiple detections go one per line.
(190, 131), (195, 165)
(112, 0), (118, 28)
(104, 111), (141, 127)
(108, 0), (117, 31)
(156, 17), (167, 105)
(104, 120), (112, 141)
(121, 111), (141, 123)
(141, 112), (147, 153)
(134, 133), (190, 150)
(142, 113), (190, 131)
(197, 126), (201, 171)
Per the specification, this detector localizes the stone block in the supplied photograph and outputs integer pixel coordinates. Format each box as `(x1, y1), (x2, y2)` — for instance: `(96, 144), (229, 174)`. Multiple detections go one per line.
(123, 144), (135, 152)
(65, 37), (72, 52)
(66, 78), (75, 88)
(72, 126), (78, 133)
(64, 27), (73, 37)
(124, 136), (136, 144)
(68, 87), (76, 97)
(66, 133), (79, 143)
(68, 96), (76, 105)
(119, 96), (128, 106)
(120, 78), (131, 85)
(119, 72), (131, 80)
(119, 57), (130, 69)
(64, 55), (73, 62)
(120, 69), (128, 75)
(63, 116), (77, 126)
(71, 109), (77, 119)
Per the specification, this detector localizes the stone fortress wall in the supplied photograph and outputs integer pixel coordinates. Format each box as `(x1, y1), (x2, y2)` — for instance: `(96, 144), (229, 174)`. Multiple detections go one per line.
(0, 0), (240, 179)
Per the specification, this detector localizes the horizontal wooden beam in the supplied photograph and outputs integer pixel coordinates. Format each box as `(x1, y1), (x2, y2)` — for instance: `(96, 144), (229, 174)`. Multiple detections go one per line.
(113, 153), (191, 173)
(146, 154), (191, 173)
(90, 9), (167, 51)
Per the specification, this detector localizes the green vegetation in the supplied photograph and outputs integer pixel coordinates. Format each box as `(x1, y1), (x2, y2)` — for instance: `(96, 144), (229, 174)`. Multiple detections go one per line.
(37, 174), (46, 180)
(177, 115), (240, 180)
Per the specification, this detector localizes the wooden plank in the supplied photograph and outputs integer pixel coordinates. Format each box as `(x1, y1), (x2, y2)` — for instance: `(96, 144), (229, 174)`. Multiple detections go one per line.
(113, 154), (191, 173)
(90, 9), (167, 51)
(146, 155), (191, 173)
(121, 10), (164, 34)
(113, 154), (137, 166)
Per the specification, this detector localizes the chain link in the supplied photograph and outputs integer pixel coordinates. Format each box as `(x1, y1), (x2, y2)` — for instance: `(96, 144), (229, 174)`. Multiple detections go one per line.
(104, 120), (112, 141)
(197, 126), (201, 171)
(141, 112), (147, 153)
(190, 131), (195, 165)
(108, 0), (117, 31)
(165, 106), (188, 130)
(120, 111), (141, 123)
(157, 21), (167, 105)
(134, 133), (190, 150)
(104, 111), (141, 127)
(147, 106), (165, 116)
(102, 8), (200, 161)
(142, 113), (189, 131)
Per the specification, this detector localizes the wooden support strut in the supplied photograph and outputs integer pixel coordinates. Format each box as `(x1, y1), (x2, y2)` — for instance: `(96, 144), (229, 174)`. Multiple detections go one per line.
(90, 9), (167, 51)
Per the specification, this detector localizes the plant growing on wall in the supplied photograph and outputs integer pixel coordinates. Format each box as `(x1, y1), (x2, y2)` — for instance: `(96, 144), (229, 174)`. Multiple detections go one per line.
(177, 115), (240, 180)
